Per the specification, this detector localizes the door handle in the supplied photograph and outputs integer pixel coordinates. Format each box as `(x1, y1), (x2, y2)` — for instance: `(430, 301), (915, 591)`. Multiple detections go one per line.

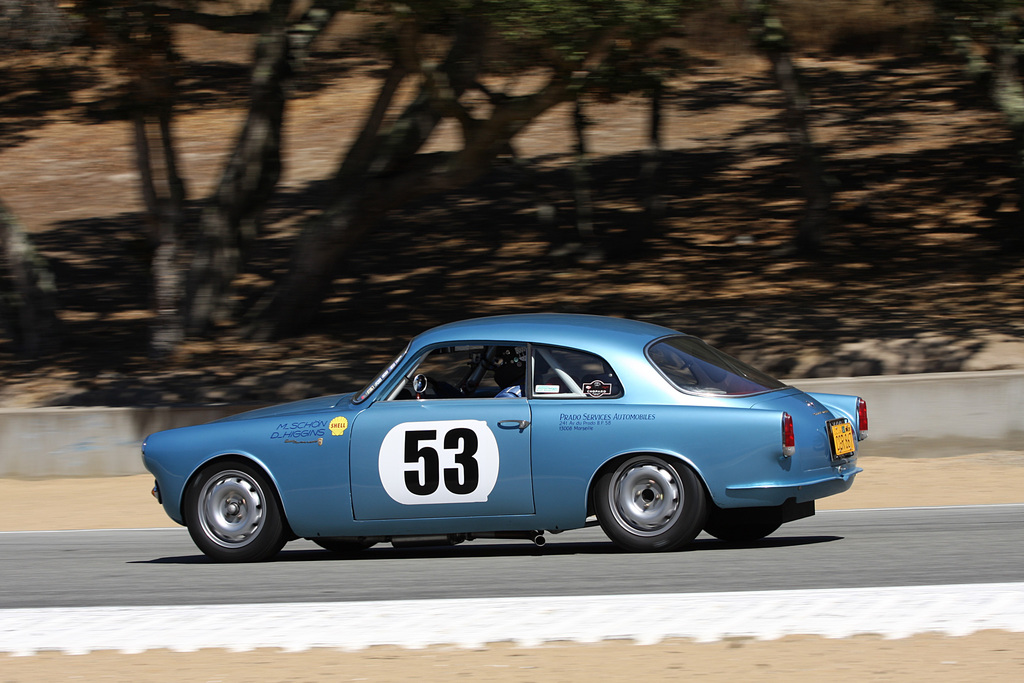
(498, 420), (531, 430)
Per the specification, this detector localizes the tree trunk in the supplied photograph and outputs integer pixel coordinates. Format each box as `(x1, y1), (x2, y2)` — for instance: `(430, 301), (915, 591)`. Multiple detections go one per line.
(640, 79), (665, 239)
(186, 0), (336, 334)
(118, 7), (187, 356)
(332, 63), (408, 188)
(768, 50), (830, 253)
(0, 198), (60, 356)
(747, 1), (830, 254)
(134, 110), (186, 356)
(250, 51), (577, 337)
(86, 1), (189, 356)
(135, 109), (186, 358)
(572, 98), (594, 244)
(249, 19), (489, 337)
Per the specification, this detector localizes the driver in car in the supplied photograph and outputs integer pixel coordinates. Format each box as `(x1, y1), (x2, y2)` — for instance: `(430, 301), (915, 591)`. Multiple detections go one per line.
(494, 348), (526, 398)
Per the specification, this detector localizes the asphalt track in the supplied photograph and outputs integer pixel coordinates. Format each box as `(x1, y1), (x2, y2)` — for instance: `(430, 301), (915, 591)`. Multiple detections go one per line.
(2, 505), (1022, 610)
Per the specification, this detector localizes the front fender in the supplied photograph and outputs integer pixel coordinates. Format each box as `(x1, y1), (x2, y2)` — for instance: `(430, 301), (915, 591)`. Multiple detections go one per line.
(143, 413), (356, 535)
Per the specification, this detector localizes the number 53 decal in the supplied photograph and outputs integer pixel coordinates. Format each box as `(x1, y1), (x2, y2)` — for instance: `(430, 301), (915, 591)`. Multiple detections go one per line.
(378, 420), (500, 505)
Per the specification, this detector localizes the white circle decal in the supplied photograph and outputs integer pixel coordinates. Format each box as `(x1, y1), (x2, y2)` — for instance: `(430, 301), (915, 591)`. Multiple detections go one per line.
(378, 420), (500, 505)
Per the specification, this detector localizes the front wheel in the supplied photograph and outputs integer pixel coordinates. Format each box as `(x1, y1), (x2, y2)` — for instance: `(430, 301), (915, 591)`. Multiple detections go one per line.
(185, 460), (288, 562)
(595, 455), (706, 552)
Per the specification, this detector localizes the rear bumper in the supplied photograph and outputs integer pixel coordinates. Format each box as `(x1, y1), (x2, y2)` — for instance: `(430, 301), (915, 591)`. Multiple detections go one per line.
(721, 466), (862, 507)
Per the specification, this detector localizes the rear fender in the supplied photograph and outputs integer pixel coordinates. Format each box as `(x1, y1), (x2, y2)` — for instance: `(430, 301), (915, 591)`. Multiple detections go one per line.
(809, 392), (866, 440)
(579, 404), (787, 511)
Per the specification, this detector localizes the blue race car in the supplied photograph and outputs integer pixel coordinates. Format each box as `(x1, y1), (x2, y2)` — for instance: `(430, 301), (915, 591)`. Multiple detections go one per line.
(143, 314), (866, 562)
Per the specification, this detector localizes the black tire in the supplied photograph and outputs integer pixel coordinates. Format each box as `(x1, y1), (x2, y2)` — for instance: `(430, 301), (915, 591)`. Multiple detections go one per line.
(312, 538), (377, 553)
(703, 509), (783, 543)
(595, 455), (707, 552)
(185, 460), (288, 562)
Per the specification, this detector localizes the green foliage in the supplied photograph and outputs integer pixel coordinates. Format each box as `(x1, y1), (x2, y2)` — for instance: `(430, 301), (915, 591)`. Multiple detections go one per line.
(484, 0), (685, 38)
(376, 0), (698, 65)
(375, 0), (701, 101)
(483, 0), (694, 62)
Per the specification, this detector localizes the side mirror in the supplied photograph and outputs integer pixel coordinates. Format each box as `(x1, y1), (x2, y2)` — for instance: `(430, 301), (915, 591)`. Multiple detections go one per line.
(412, 374), (429, 395)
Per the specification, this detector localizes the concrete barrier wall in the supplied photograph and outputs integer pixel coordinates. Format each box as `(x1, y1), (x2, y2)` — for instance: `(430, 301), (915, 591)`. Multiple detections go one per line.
(0, 406), (253, 478)
(796, 370), (1024, 458)
(2, 370), (1023, 478)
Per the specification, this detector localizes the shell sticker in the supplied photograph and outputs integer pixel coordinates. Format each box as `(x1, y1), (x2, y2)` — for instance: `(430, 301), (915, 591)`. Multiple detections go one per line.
(329, 416), (349, 436)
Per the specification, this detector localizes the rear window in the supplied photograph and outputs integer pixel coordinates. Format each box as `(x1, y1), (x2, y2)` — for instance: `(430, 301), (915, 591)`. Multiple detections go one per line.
(646, 336), (786, 396)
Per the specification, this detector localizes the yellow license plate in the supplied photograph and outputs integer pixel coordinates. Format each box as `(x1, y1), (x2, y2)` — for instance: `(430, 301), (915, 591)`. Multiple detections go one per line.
(828, 420), (856, 459)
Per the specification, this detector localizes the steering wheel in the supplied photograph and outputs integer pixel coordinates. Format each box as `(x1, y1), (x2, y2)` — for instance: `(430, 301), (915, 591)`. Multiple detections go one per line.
(412, 374), (463, 399)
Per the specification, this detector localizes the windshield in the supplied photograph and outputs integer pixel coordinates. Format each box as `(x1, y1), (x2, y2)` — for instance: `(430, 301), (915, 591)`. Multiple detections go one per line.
(354, 344), (409, 403)
(647, 336), (786, 396)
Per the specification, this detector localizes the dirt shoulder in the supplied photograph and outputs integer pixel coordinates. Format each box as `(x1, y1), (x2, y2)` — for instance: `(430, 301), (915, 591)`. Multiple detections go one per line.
(3, 632), (1023, 683)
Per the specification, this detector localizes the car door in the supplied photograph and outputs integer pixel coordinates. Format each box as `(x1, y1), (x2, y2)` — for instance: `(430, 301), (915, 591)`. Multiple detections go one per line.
(349, 397), (535, 520)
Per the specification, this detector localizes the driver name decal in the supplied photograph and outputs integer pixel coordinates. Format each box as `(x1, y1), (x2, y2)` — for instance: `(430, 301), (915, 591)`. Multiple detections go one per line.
(271, 420), (327, 440)
(379, 420), (500, 505)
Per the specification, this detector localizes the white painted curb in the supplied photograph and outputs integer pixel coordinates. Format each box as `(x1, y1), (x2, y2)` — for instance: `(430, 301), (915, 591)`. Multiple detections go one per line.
(3, 583), (1023, 655)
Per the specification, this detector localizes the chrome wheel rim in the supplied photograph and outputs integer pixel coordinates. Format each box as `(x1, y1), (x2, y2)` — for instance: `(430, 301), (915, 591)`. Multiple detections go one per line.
(607, 457), (683, 537)
(197, 470), (266, 548)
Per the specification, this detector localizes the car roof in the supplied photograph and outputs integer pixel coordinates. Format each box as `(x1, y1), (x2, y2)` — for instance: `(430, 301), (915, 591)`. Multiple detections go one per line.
(412, 314), (683, 356)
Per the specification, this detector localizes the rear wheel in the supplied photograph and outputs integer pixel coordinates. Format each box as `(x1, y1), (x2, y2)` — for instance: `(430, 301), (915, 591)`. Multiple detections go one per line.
(595, 455), (706, 552)
(185, 460), (287, 562)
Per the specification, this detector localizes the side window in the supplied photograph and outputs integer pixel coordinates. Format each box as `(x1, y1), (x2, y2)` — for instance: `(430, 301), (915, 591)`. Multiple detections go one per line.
(388, 345), (527, 399)
(531, 346), (623, 399)
(394, 345), (483, 399)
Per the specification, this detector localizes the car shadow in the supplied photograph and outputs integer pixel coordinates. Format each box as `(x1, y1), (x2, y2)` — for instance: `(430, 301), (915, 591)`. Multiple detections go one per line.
(134, 534), (843, 564)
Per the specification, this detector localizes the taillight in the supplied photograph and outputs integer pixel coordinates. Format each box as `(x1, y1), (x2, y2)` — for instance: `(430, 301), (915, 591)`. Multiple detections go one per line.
(782, 412), (796, 457)
(857, 397), (868, 440)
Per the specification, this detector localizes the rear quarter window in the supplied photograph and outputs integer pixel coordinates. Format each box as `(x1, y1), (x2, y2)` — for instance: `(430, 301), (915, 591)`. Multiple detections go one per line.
(532, 345), (623, 399)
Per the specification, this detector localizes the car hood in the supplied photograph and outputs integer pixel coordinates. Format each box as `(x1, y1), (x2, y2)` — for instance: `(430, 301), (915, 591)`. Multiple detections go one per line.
(213, 393), (354, 423)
